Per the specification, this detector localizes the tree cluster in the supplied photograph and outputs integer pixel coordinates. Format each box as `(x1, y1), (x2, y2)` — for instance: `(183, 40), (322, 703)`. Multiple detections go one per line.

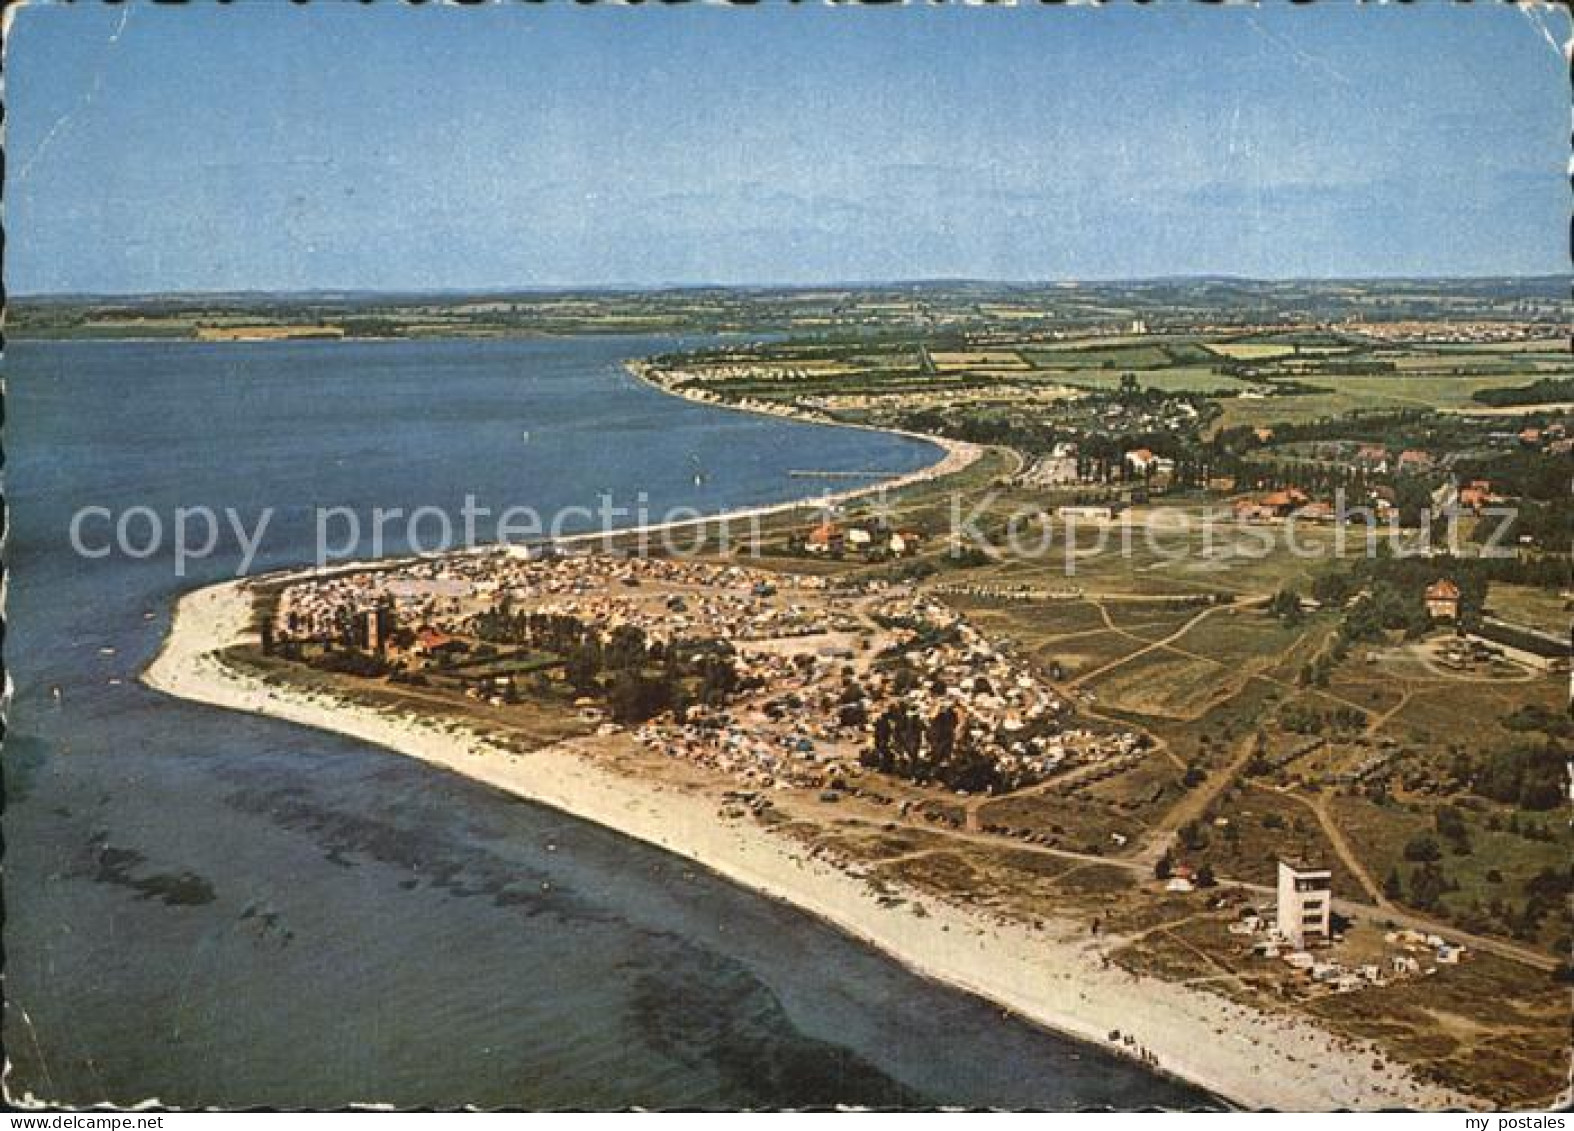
(861, 703), (1006, 794)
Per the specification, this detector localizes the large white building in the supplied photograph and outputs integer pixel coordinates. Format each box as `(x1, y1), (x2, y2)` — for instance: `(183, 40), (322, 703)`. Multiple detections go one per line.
(1276, 859), (1332, 948)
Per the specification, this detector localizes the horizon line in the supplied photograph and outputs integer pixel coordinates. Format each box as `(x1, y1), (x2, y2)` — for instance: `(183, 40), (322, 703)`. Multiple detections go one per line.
(12, 271), (1573, 303)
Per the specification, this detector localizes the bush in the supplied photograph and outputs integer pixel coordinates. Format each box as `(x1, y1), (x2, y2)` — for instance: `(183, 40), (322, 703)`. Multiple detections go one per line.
(310, 648), (390, 678)
(1473, 739), (1568, 811)
(1402, 834), (1442, 863)
(606, 670), (677, 724)
(1408, 862), (1451, 910)
(948, 547), (993, 569)
(1434, 806), (1471, 855)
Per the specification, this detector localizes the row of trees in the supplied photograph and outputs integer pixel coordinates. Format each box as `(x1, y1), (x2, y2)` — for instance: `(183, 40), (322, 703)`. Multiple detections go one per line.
(1470, 376), (1574, 407)
(1277, 702), (1367, 736)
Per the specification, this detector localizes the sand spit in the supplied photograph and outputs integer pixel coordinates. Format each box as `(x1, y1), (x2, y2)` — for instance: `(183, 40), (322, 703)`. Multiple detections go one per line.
(142, 572), (1476, 1113)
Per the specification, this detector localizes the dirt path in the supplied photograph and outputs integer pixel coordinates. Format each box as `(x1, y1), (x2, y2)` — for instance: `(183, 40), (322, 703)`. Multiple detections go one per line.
(1031, 621), (1178, 647)
(958, 749), (1153, 830)
(1280, 789), (1388, 907)
(810, 800), (1560, 972)
(1083, 597), (1168, 648)
(1332, 899), (1559, 973)
(1133, 730), (1261, 867)
(1069, 600), (1249, 689)
(1364, 686), (1415, 737)
(1412, 652), (1542, 683)
(950, 598), (1561, 971)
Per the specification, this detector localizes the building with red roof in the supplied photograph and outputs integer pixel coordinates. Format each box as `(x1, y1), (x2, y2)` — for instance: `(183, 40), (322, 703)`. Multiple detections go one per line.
(1424, 579), (1460, 621)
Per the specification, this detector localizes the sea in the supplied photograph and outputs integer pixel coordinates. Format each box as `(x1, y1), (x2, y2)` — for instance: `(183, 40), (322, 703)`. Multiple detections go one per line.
(2, 336), (1209, 1109)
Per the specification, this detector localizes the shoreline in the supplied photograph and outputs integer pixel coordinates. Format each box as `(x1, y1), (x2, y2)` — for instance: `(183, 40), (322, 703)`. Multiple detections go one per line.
(619, 358), (988, 519)
(142, 572), (1476, 1112)
(292, 358), (984, 564)
(133, 351), (1478, 1110)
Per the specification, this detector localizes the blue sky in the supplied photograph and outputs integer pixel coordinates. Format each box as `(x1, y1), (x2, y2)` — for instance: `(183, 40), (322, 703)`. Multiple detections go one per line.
(6, 1), (1569, 294)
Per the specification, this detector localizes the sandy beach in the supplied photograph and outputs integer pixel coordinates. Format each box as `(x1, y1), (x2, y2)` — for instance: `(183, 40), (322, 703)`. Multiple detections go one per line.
(143, 573), (1478, 1112)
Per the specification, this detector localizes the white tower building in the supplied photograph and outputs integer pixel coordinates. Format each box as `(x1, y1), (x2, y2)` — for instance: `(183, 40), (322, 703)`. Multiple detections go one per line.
(1276, 859), (1332, 948)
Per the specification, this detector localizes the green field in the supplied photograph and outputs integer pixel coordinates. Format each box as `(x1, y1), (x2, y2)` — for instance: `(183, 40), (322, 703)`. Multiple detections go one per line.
(1049, 366), (1251, 394)
(1213, 373), (1558, 432)
(1483, 583), (1571, 630)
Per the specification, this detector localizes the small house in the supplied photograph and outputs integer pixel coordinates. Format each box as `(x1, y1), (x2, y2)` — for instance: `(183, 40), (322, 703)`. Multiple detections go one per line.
(805, 522), (844, 555)
(1124, 448), (1158, 474)
(1354, 445), (1389, 472)
(1424, 578), (1460, 622)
